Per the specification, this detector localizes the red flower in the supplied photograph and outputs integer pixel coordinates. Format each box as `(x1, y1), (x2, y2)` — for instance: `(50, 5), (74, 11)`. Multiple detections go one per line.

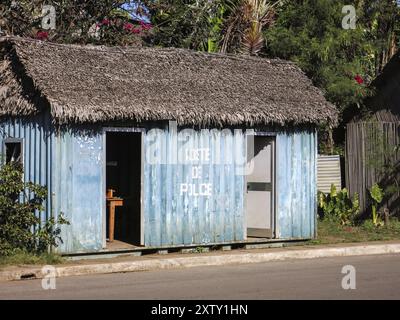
(36, 31), (49, 40)
(123, 22), (134, 31)
(354, 75), (364, 85)
(139, 21), (152, 31)
(101, 19), (110, 26)
(131, 28), (141, 34)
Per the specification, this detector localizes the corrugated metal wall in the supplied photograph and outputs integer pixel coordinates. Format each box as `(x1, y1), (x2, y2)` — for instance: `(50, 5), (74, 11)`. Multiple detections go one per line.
(317, 155), (342, 193)
(1, 118), (318, 253)
(276, 130), (317, 239)
(0, 114), (54, 226)
(143, 127), (317, 245)
(144, 127), (246, 246)
(52, 129), (104, 253)
(0, 119), (104, 253)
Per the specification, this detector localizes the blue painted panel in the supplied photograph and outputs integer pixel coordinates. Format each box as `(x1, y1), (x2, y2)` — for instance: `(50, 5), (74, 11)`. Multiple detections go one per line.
(143, 127), (246, 247)
(276, 130), (317, 239)
(0, 118), (103, 253)
(53, 129), (104, 253)
(0, 114), (54, 225)
(1, 116), (317, 252)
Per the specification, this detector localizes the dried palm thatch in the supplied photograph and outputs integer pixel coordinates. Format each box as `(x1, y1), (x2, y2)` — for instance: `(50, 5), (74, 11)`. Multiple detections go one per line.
(0, 36), (338, 127)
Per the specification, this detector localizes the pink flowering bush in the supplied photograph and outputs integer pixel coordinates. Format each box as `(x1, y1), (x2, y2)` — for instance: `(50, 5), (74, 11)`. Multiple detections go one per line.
(96, 18), (152, 45)
(35, 31), (49, 41)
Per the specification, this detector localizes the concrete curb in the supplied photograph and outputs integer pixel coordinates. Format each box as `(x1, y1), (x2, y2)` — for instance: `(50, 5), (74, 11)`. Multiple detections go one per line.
(1, 243), (400, 281)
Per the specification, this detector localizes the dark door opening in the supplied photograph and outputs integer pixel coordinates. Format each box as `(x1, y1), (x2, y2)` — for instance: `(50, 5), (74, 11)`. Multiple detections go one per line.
(106, 131), (142, 247)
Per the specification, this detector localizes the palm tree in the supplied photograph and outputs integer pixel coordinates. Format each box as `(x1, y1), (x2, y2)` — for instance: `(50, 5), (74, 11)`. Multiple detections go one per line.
(220, 0), (281, 55)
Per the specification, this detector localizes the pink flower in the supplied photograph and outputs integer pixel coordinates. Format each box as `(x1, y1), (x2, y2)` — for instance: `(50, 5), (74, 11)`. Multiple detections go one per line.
(354, 75), (364, 85)
(131, 28), (141, 34)
(36, 31), (49, 40)
(101, 19), (110, 26)
(140, 22), (152, 31)
(123, 22), (134, 31)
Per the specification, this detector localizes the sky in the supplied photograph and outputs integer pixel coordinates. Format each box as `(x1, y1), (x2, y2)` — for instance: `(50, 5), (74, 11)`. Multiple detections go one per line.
(121, 1), (151, 23)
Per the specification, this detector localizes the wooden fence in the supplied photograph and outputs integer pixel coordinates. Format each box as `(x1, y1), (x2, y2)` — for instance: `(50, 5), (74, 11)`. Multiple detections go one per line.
(346, 121), (400, 217)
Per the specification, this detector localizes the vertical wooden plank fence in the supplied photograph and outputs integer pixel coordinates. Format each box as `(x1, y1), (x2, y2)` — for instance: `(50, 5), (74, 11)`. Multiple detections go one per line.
(346, 121), (400, 217)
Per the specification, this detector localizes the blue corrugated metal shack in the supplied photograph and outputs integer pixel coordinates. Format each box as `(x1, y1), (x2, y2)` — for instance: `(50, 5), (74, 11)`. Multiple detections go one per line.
(0, 37), (338, 254)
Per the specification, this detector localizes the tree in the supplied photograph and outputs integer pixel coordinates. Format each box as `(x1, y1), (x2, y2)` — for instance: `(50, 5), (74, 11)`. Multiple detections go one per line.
(357, 0), (400, 74)
(0, 162), (69, 255)
(142, 0), (280, 54)
(220, 0), (280, 55)
(264, 0), (378, 153)
(0, 1), (152, 46)
(142, 0), (226, 51)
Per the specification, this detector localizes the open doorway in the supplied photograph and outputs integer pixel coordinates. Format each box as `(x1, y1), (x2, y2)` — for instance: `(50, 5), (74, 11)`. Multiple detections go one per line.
(246, 135), (275, 238)
(105, 131), (142, 248)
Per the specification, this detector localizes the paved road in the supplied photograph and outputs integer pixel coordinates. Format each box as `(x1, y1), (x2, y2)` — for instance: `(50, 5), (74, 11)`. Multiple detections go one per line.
(1, 254), (400, 299)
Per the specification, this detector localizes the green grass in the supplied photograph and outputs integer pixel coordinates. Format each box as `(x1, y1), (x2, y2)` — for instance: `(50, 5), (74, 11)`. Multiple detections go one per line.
(309, 218), (400, 245)
(0, 250), (65, 267)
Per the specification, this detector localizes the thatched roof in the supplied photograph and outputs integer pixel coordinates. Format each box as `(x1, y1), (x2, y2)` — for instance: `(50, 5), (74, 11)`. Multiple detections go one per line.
(0, 36), (338, 127)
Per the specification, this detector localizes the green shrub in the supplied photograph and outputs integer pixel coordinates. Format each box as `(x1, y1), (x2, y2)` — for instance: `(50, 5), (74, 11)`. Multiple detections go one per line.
(317, 184), (360, 226)
(0, 162), (69, 256)
(360, 219), (376, 232)
(369, 183), (384, 226)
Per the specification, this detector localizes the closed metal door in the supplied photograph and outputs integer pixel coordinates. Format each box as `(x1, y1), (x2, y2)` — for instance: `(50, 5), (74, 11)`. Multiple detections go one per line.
(246, 136), (275, 238)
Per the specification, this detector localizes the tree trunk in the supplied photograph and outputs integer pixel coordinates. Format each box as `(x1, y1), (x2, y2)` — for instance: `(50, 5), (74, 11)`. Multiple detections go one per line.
(384, 207), (390, 226)
(327, 128), (334, 155)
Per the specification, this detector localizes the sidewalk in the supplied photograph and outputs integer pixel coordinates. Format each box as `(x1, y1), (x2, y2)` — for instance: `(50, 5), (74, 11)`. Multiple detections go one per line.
(1, 240), (400, 282)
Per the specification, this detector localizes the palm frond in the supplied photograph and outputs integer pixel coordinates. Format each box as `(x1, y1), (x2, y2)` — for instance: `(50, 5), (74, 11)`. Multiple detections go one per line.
(220, 0), (281, 55)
